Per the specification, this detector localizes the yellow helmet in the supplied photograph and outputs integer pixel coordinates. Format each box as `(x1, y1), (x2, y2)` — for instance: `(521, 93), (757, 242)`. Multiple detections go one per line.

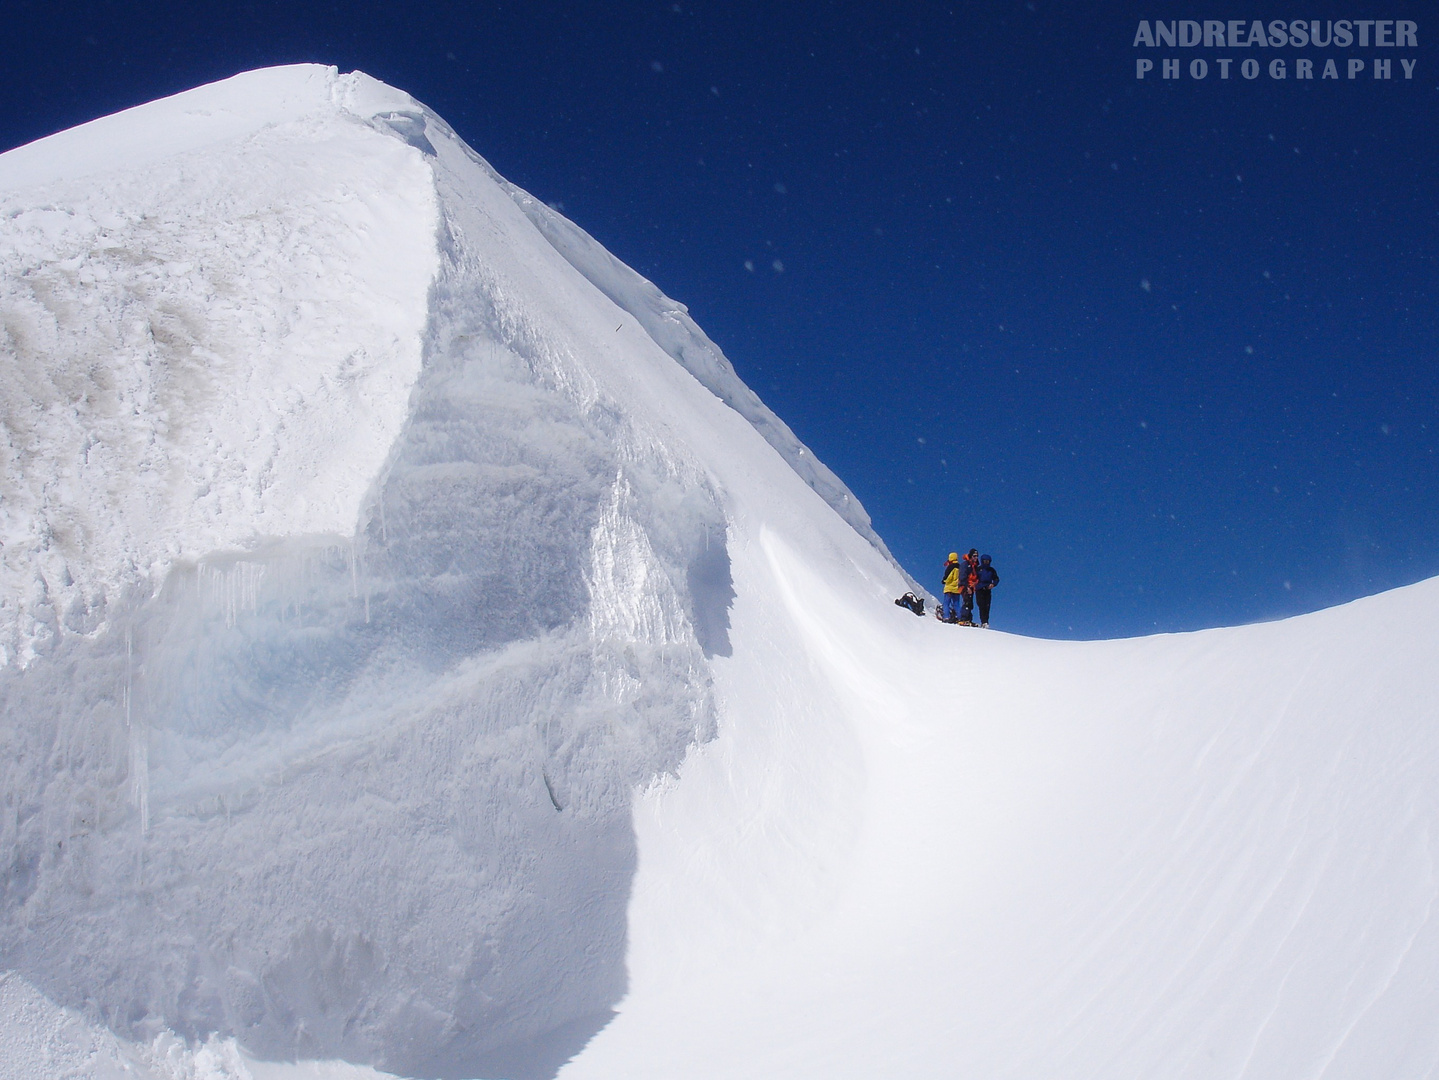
(948, 552), (959, 562)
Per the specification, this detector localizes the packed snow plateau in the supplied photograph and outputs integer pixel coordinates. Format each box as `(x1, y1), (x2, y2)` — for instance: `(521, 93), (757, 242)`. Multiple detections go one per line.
(2, 66), (1437, 1080)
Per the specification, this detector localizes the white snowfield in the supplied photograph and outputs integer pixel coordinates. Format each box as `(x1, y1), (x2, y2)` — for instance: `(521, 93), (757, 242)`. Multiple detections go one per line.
(1, 65), (1437, 1080)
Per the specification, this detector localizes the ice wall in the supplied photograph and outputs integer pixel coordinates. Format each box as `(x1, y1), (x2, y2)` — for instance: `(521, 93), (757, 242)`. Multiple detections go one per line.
(0, 66), (742, 1078)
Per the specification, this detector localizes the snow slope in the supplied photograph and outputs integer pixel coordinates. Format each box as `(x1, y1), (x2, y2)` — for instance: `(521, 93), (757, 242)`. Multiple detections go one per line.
(3, 66), (1438, 1080)
(568, 562), (1439, 1079)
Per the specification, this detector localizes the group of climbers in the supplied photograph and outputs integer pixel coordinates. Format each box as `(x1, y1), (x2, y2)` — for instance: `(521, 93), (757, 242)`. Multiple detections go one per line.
(940, 549), (999, 627)
(892, 549), (1002, 627)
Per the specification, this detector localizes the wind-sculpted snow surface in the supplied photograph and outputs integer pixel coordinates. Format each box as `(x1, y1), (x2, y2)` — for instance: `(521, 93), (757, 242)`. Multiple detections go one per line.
(4, 66), (1439, 1080)
(0, 66), (731, 1078)
(0, 69), (438, 671)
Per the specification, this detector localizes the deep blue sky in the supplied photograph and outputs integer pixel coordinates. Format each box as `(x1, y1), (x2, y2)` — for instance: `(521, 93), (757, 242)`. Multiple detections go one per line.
(4, 2), (1436, 637)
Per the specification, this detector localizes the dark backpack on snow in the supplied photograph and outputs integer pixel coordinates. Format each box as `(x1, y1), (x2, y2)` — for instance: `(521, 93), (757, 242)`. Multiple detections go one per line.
(894, 592), (926, 617)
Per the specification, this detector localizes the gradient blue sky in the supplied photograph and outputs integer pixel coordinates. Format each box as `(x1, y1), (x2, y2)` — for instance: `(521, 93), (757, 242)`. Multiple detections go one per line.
(4, 1), (1435, 637)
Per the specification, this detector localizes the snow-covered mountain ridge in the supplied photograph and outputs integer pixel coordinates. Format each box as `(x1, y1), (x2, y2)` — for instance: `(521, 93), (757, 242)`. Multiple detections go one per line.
(0, 63), (910, 1079)
(2, 66), (1438, 1080)
(0, 65), (901, 673)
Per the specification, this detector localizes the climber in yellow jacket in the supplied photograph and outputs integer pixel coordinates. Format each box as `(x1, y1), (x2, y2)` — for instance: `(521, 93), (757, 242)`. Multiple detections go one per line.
(940, 552), (964, 623)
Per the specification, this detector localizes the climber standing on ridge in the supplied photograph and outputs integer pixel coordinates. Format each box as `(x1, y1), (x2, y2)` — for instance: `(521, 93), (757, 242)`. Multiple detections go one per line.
(975, 554), (1000, 628)
(941, 552), (964, 623)
(958, 549), (980, 626)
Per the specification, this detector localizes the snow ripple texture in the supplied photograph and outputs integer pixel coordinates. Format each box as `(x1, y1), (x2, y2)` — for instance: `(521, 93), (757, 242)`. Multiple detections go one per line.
(0, 67), (728, 1078)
